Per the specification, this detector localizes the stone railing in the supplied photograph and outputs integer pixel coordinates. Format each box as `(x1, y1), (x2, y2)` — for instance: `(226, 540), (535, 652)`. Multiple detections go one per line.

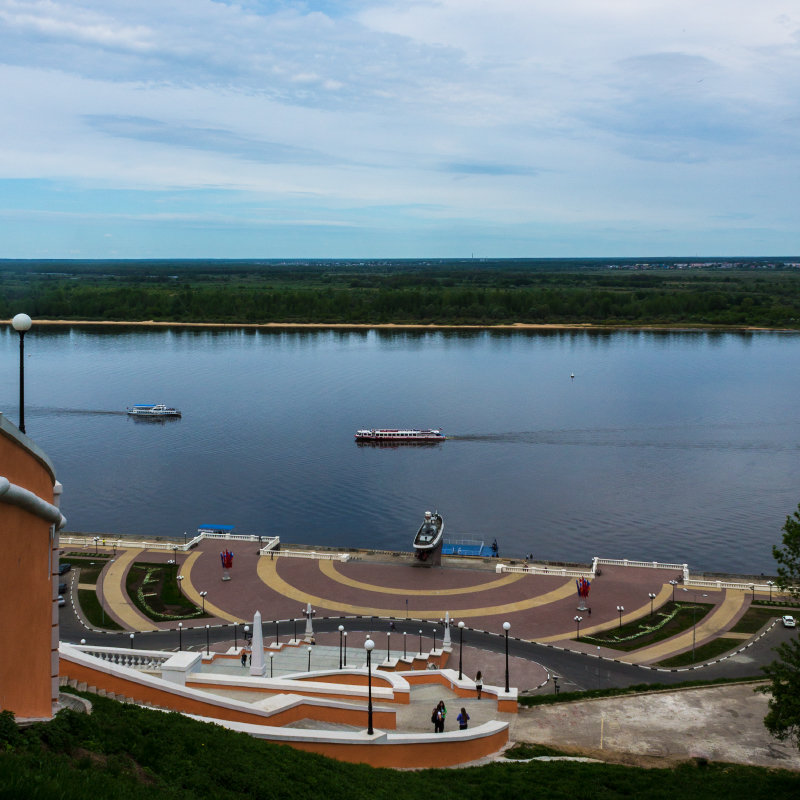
(71, 644), (170, 671)
(496, 563), (592, 578)
(60, 532), (281, 553)
(266, 548), (350, 562)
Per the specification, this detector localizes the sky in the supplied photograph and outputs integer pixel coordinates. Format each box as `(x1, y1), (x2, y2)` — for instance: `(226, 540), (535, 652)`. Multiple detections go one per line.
(0, 0), (798, 259)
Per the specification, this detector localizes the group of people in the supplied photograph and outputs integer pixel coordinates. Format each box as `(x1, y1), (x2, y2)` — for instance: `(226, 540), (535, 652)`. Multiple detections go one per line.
(431, 701), (471, 733)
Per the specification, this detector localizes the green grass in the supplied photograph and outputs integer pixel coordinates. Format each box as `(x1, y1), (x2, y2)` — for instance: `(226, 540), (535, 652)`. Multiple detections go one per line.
(504, 742), (568, 758)
(730, 607), (788, 634)
(656, 638), (743, 668)
(77, 589), (122, 631)
(2, 695), (798, 800)
(578, 602), (714, 652)
(126, 562), (204, 622)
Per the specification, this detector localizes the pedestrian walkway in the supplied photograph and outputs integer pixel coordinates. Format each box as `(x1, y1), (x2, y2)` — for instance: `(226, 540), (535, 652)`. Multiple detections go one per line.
(82, 539), (763, 669)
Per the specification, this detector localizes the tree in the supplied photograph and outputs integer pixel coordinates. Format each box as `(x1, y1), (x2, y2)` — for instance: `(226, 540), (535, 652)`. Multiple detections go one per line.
(759, 638), (800, 749)
(759, 504), (800, 749)
(773, 504), (800, 600)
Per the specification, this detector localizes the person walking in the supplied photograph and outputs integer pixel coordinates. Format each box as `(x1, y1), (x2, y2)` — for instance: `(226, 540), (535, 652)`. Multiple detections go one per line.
(475, 670), (483, 699)
(436, 700), (447, 732)
(240, 649), (247, 667)
(457, 707), (470, 730)
(431, 705), (443, 733)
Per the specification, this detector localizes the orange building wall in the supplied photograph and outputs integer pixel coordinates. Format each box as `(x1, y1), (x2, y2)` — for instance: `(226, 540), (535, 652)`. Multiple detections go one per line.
(0, 428), (58, 720)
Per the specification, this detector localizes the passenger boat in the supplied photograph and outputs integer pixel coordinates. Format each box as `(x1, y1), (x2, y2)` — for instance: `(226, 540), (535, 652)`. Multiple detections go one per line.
(126, 404), (182, 418)
(412, 511), (444, 566)
(355, 428), (445, 443)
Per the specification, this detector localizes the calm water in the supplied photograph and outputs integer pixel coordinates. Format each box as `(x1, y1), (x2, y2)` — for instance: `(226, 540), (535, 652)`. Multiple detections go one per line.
(2, 326), (798, 574)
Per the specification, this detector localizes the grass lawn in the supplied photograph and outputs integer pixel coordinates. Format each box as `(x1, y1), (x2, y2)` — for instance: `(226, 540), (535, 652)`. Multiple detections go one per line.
(126, 562), (205, 622)
(655, 637), (742, 668)
(578, 601), (714, 652)
(77, 589), (122, 631)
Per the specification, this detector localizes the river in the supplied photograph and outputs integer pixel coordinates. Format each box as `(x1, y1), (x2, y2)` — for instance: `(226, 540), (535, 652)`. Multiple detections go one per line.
(2, 325), (797, 574)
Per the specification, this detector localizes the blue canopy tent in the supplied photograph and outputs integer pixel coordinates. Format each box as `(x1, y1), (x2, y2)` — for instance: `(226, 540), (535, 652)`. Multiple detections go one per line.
(197, 524), (235, 535)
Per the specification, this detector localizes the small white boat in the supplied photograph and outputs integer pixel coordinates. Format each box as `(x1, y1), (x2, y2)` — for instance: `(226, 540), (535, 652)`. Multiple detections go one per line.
(126, 404), (181, 418)
(413, 511), (444, 566)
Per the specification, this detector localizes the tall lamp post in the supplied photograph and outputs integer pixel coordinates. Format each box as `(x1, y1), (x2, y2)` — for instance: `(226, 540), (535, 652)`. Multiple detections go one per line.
(403, 631), (407, 659)
(432, 627), (437, 652)
(11, 313), (31, 434)
(200, 591), (208, 613)
(648, 592), (656, 616)
(205, 624), (210, 655)
(269, 651), (274, 677)
(176, 575), (184, 596)
(129, 633), (134, 649)
(457, 620), (465, 680)
(750, 583), (755, 602)
(307, 646), (312, 671)
(338, 624), (345, 669)
(574, 615), (583, 639)
(502, 621), (511, 693)
(364, 638), (375, 735)
(343, 631), (347, 666)
(767, 580), (774, 602)
(234, 622), (238, 650)
(669, 579), (678, 603)
(418, 629), (423, 656)
(386, 631), (391, 662)
(616, 605), (624, 629)
(178, 622), (183, 651)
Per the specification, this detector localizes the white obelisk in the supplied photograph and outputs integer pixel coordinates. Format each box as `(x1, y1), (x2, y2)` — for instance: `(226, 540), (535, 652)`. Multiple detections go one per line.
(250, 611), (266, 676)
(443, 611), (452, 647)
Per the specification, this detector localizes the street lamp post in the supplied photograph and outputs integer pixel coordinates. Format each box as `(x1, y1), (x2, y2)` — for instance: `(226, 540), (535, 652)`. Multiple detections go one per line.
(364, 638), (375, 735)
(458, 620), (465, 680)
(669, 579), (678, 603)
(343, 631), (347, 666)
(275, 620), (279, 647)
(234, 622), (238, 650)
(418, 629), (423, 656)
(173, 546), (177, 565)
(269, 651), (274, 678)
(648, 592), (656, 616)
(616, 605), (624, 629)
(93, 537), (99, 555)
(200, 591), (207, 613)
(178, 622), (183, 651)
(403, 631), (407, 659)
(129, 633), (134, 649)
(244, 625), (250, 645)
(307, 646), (312, 671)
(386, 632), (391, 662)
(503, 622), (511, 693)
(293, 618), (298, 643)
(553, 676), (559, 695)
(574, 615), (583, 639)
(338, 625), (344, 669)
(176, 575), (184, 596)
(432, 627), (437, 652)
(205, 624), (210, 655)
(750, 583), (755, 602)
(11, 313), (31, 434)
(767, 580), (774, 602)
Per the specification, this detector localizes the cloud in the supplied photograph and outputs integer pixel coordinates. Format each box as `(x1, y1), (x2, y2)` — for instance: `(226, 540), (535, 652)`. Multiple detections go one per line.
(0, 1), (798, 256)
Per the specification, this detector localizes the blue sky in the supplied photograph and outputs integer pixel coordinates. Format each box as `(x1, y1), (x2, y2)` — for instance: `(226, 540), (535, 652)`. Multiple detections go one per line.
(0, 0), (798, 258)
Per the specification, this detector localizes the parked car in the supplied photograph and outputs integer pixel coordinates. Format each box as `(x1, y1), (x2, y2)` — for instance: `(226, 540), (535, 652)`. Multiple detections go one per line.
(782, 615), (796, 628)
(57, 595), (65, 607)
(58, 563), (71, 575)
(58, 582), (67, 595)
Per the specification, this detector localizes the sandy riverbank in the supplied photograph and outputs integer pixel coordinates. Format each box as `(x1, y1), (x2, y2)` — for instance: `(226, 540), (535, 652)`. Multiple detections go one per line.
(4, 319), (790, 332)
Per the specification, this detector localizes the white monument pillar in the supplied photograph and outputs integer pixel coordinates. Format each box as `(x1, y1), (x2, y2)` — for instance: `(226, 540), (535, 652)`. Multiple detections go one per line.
(304, 602), (315, 640)
(250, 611), (266, 676)
(443, 611), (452, 647)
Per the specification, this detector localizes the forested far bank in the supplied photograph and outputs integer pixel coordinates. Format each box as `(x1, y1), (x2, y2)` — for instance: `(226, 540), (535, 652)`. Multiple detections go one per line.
(2, 262), (800, 327)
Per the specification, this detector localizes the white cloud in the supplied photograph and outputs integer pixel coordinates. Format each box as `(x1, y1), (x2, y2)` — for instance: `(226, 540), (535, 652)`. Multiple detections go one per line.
(0, 0), (798, 256)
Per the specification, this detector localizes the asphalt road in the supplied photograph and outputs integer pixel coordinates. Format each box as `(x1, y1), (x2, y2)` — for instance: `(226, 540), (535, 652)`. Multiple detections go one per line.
(59, 602), (794, 691)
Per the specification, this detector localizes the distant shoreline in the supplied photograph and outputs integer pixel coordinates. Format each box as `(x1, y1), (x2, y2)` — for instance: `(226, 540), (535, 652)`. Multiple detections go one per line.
(5, 319), (794, 333)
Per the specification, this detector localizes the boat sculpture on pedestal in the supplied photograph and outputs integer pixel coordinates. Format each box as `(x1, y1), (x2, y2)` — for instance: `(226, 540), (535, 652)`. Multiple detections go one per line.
(412, 511), (444, 567)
